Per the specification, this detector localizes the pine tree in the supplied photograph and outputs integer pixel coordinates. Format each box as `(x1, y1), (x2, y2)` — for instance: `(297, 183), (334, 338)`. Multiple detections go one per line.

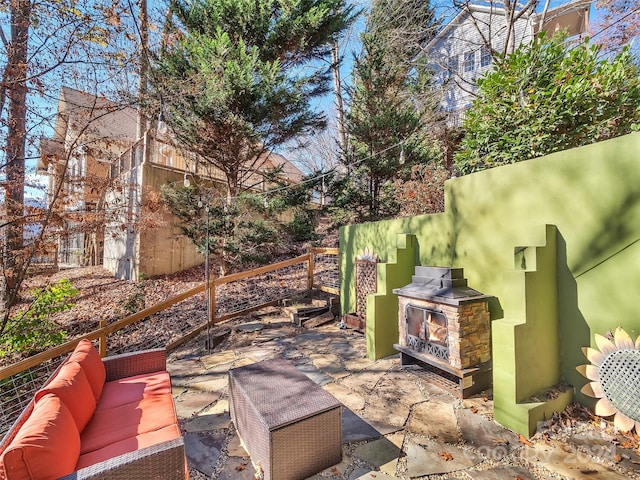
(329, 0), (441, 223)
(153, 0), (355, 273)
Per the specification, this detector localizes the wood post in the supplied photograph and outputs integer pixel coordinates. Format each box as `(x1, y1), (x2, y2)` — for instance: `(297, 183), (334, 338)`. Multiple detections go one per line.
(98, 320), (107, 358)
(307, 252), (314, 295)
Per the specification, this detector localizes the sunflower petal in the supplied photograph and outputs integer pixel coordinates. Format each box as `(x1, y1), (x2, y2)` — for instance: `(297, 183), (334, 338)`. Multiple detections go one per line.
(581, 381), (605, 398)
(614, 327), (635, 350)
(635, 421), (640, 433)
(636, 335), (640, 350)
(594, 397), (617, 417)
(614, 411), (636, 432)
(595, 334), (617, 355)
(582, 347), (604, 366)
(585, 364), (600, 381)
(576, 364), (600, 381)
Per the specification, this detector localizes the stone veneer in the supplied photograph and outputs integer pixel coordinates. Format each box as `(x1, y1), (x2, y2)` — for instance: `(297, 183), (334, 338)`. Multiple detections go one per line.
(397, 295), (491, 370)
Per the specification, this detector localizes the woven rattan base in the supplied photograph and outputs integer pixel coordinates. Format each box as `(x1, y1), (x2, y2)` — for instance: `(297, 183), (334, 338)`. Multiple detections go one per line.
(229, 358), (342, 480)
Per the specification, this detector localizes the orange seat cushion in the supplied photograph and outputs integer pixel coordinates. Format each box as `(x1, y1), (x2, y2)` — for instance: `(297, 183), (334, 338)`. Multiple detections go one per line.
(35, 361), (96, 432)
(0, 394), (80, 480)
(97, 371), (171, 410)
(68, 339), (106, 402)
(75, 424), (181, 470)
(80, 394), (178, 454)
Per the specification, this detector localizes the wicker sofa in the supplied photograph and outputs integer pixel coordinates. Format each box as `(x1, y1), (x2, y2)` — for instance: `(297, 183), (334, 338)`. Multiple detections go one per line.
(0, 339), (186, 480)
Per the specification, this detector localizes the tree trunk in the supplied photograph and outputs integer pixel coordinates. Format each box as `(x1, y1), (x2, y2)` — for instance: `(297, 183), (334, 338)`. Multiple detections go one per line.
(2, 0), (31, 317)
(137, 0), (149, 139)
(331, 40), (348, 162)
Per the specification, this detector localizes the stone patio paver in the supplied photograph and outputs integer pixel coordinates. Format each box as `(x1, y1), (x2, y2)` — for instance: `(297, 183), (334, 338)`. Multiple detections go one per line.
(330, 342), (365, 360)
(216, 457), (255, 480)
(293, 361), (334, 385)
(361, 395), (410, 434)
(348, 467), (373, 479)
(169, 317), (639, 480)
(183, 432), (226, 476)
(341, 408), (382, 443)
(188, 376), (228, 393)
(374, 370), (429, 408)
(407, 400), (458, 444)
(323, 383), (366, 411)
(405, 438), (482, 477)
(315, 454), (352, 477)
(352, 437), (402, 470)
(458, 408), (519, 459)
(174, 391), (220, 419)
(231, 357), (256, 367)
(226, 432), (249, 457)
(237, 345), (282, 362)
(351, 472), (398, 480)
(168, 359), (207, 386)
(200, 351), (236, 369)
(521, 440), (628, 480)
(465, 466), (539, 480)
(310, 353), (350, 379)
(379, 432), (405, 476)
(236, 322), (264, 332)
(205, 398), (228, 414)
(183, 410), (231, 432)
(253, 330), (285, 342)
(339, 368), (388, 395)
(462, 396), (494, 417)
(344, 356), (376, 371)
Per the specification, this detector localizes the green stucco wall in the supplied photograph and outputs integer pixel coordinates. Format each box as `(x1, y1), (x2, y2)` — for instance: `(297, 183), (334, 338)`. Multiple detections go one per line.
(339, 133), (640, 435)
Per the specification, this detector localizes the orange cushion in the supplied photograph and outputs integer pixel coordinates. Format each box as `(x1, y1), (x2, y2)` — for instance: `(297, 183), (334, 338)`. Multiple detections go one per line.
(68, 339), (105, 402)
(75, 424), (181, 470)
(80, 394), (178, 454)
(35, 361), (96, 432)
(0, 394), (80, 480)
(97, 371), (171, 410)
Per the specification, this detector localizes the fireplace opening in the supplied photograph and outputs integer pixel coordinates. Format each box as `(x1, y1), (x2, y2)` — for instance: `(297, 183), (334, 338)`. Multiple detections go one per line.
(406, 305), (448, 361)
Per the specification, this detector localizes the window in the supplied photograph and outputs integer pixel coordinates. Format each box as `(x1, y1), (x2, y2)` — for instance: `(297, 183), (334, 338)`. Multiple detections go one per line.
(441, 55), (458, 83)
(448, 55), (459, 75)
(463, 51), (475, 73)
(480, 46), (492, 68)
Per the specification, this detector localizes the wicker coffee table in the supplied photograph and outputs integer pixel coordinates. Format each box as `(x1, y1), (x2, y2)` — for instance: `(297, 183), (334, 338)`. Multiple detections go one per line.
(228, 358), (342, 480)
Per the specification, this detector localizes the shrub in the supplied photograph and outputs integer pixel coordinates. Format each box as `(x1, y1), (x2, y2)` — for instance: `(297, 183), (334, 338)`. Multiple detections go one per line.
(1, 279), (78, 357)
(455, 33), (640, 174)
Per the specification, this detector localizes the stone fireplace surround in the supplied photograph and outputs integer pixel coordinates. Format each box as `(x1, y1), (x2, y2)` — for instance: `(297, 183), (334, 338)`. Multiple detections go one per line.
(393, 266), (493, 397)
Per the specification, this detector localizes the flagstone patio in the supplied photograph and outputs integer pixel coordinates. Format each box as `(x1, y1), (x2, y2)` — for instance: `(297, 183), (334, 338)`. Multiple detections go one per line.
(167, 310), (640, 480)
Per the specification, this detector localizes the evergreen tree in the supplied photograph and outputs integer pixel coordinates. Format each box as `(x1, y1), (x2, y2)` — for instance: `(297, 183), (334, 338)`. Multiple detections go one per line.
(329, 0), (441, 223)
(153, 0), (355, 273)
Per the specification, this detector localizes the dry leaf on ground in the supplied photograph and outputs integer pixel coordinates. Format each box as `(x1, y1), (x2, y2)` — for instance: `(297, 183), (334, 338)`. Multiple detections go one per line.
(438, 451), (454, 461)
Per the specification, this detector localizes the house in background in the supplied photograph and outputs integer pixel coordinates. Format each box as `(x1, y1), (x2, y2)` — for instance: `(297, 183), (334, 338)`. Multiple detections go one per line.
(425, 0), (591, 126)
(38, 87), (138, 266)
(39, 87), (304, 280)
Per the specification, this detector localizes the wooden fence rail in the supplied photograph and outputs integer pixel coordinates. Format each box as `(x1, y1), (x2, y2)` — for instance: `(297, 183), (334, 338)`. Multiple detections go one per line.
(0, 248), (339, 437)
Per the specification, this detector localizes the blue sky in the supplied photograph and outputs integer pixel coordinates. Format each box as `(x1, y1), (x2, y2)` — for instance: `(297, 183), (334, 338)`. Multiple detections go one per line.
(18, 0), (637, 197)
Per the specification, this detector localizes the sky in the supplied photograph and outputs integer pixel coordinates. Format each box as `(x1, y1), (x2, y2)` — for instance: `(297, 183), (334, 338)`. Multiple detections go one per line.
(11, 0), (638, 198)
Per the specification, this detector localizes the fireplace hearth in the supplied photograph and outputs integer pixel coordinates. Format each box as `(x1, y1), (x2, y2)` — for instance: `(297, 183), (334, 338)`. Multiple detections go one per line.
(393, 266), (493, 398)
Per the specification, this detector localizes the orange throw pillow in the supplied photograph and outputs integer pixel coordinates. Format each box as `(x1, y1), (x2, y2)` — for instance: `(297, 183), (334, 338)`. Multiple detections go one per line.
(0, 394), (80, 480)
(35, 361), (96, 432)
(68, 339), (106, 402)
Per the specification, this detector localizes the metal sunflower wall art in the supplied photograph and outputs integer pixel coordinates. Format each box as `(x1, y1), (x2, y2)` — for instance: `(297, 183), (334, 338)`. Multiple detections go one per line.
(577, 327), (640, 432)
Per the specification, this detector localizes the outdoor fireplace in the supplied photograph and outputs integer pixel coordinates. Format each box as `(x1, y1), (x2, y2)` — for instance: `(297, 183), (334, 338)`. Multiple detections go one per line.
(393, 266), (493, 398)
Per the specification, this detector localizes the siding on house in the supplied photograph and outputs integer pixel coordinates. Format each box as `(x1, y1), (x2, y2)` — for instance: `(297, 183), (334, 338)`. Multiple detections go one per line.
(426, 1), (591, 124)
(427, 5), (535, 119)
(40, 88), (305, 279)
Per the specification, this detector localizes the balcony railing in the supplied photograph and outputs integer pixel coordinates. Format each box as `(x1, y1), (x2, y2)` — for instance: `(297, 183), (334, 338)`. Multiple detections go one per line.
(110, 132), (226, 184)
